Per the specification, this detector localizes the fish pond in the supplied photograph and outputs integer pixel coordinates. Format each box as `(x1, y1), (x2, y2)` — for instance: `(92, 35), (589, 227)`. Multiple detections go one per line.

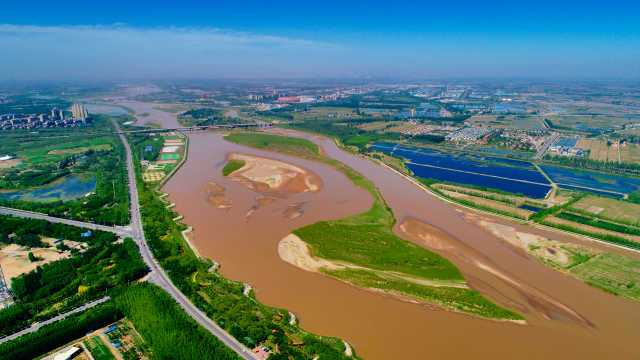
(372, 143), (552, 198)
(540, 165), (640, 198)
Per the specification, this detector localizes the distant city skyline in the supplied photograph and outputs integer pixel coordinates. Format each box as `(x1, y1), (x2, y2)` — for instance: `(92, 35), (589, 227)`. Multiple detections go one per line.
(1, 0), (639, 80)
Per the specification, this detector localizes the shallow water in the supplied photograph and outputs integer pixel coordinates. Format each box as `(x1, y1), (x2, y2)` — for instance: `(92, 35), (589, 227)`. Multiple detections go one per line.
(84, 103), (130, 116)
(0, 175), (96, 202)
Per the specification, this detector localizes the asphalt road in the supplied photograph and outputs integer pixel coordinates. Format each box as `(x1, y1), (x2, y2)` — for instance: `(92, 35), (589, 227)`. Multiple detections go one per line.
(113, 121), (256, 359)
(534, 133), (560, 160)
(0, 206), (132, 238)
(0, 296), (111, 344)
(0, 122), (255, 358)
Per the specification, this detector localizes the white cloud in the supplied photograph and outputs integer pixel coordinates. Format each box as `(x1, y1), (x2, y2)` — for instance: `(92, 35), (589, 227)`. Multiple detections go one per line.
(0, 24), (344, 80)
(0, 24), (322, 47)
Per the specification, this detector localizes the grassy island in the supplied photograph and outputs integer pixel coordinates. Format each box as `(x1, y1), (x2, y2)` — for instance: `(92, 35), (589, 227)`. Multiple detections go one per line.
(225, 131), (522, 321)
(222, 159), (246, 176)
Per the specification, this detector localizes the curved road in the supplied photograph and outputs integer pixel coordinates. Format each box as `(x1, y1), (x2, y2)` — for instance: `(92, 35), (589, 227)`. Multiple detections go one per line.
(113, 121), (256, 359)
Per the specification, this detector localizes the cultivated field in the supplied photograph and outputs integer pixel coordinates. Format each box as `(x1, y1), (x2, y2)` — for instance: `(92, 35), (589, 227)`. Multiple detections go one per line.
(544, 216), (640, 243)
(439, 189), (534, 219)
(466, 115), (544, 130)
(620, 143), (640, 164)
(577, 139), (615, 162)
(570, 253), (640, 301)
(571, 195), (640, 225)
(293, 107), (361, 121)
(548, 115), (634, 129)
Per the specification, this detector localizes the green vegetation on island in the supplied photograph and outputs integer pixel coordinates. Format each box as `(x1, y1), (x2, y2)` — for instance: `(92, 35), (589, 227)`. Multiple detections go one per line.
(284, 120), (401, 152)
(222, 159), (246, 176)
(224, 131), (522, 321)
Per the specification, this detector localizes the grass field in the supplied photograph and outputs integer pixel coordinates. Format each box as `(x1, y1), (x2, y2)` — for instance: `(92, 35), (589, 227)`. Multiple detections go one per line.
(225, 132), (321, 159)
(160, 153), (180, 160)
(47, 143), (113, 156)
(84, 336), (115, 360)
(571, 195), (640, 225)
(222, 159), (245, 176)
(2, 136), (116, 166)
(225, 131), (522, 320)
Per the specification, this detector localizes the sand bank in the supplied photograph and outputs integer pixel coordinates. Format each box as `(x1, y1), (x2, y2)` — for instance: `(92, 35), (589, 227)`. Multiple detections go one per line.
(206, 182), (232, 209)
(228, 153), (321, 194)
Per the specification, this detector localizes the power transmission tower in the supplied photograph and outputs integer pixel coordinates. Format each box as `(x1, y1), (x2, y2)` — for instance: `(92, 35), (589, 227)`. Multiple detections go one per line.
(0, 264), (13, 308)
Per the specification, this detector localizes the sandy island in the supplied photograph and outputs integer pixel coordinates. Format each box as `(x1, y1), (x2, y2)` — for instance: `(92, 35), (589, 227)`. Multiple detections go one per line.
(227, 153), (321, 194)
(278, 234), (344, 272)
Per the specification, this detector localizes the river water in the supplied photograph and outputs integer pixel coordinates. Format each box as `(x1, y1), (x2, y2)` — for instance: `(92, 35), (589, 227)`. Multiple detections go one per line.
(158, 119), (640, 358)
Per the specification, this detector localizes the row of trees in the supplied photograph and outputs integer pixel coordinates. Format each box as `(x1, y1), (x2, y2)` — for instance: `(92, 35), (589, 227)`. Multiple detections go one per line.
(0, 214), (146, 337)
(544, 154), (640, 176)
(114, 284), (239, 360)
(0, 303), (121, 360)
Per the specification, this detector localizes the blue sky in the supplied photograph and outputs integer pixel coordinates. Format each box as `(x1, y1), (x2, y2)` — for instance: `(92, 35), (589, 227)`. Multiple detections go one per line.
(1, 0), (638, 80)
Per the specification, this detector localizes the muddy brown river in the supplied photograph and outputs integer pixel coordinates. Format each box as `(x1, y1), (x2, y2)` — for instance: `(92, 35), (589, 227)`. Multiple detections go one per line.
(161, 127), (640, 359)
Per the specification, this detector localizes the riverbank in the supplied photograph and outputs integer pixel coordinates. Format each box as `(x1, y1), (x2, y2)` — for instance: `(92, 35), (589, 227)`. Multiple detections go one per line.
(130, 128), (359, 359)
(225, 131), (522, 321)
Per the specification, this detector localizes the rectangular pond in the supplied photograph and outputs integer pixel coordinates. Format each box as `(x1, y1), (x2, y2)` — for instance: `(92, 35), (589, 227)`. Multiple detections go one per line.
(372, 143), (552, 198)
(540, 165), (640, 198)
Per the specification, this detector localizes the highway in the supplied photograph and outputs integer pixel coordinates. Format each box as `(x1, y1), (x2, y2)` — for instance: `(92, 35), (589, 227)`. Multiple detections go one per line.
(0, 296), (111, 344)
(113, 120), (257, 359)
